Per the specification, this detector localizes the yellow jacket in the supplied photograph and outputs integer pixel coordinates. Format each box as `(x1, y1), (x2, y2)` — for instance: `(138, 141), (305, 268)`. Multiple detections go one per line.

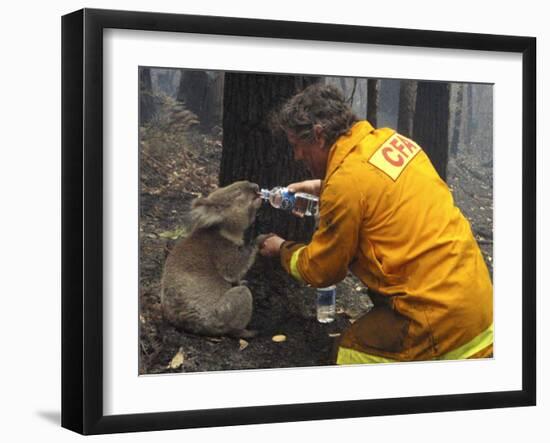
(280, 121), (493, 362)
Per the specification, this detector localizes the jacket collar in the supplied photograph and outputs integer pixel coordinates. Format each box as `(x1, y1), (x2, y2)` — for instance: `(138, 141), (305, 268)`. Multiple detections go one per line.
(324, 120), (375, 182)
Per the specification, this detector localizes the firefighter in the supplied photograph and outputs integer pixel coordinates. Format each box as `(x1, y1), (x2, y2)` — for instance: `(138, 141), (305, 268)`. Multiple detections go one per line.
(259, 83), (493, 364)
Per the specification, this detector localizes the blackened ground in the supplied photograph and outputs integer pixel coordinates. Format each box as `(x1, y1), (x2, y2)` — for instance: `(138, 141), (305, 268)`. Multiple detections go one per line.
(447, 155), (493, 277)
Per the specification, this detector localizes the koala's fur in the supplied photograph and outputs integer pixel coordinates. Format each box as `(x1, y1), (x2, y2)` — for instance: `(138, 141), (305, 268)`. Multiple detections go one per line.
(161, 180), (267, 338)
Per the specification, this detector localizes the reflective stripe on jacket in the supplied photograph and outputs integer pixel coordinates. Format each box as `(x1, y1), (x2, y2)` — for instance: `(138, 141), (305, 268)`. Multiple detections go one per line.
(280, 121), (493, 361)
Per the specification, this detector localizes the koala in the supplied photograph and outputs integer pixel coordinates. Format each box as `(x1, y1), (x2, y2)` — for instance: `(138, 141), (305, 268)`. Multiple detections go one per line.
(160, 180), (268, 338)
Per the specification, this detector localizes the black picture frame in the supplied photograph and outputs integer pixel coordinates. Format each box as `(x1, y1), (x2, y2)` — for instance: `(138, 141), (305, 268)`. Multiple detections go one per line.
(61, 8), (537, 435)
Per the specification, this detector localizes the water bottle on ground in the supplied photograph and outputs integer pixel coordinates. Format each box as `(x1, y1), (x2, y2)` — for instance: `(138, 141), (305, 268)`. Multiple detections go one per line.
(316, 285), (336, 323)
(259, 186), (319, 217)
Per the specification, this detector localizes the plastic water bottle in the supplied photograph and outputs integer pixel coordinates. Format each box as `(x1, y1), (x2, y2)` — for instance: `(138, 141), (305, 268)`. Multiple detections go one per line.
(316, 286), (336, 323)
(259, 186), (319, 217)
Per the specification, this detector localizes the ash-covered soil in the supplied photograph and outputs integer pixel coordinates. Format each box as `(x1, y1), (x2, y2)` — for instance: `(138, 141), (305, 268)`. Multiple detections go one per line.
(447, 155), (493, 276)
(139, 124), (493, 375)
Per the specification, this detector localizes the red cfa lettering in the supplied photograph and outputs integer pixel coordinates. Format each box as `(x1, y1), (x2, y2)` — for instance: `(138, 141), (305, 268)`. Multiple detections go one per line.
(369, 133), (422, 181)
(396, 135), (417, 154)
(382, 147), (404, 166)
(390, 137), (418, 159)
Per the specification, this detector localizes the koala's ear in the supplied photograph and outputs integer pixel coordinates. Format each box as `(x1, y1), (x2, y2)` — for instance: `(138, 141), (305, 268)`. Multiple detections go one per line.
(190, 200), (225, 231)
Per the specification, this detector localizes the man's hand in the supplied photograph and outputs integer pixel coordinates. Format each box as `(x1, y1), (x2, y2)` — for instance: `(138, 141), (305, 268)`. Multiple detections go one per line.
(254, 233), (276, 248)
(258, 234), (286, 257)
(287, 179), (322, 196)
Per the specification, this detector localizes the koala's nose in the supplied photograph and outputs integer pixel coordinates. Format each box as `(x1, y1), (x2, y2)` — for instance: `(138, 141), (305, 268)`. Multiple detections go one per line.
(250, 183), (259, 193)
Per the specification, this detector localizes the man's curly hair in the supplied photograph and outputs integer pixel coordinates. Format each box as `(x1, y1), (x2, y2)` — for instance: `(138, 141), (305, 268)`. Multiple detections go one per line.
(271, 83), (359, 149)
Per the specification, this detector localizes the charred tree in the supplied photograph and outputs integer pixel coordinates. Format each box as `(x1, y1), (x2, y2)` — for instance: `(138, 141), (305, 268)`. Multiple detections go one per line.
(367, 79), (380, 127)
(339, 77), (348, 93)
(206, 73), (224, 129)
(139, 67), (155, 126)
(177, 70), (223, 131)
(397, 80), (417, 138)
(450, 84), (464, 157)
(177, 70), (207, 121)
(347, 78), (358, 107)
(478, 85), (494, 166)
(220, 73), (320, 243)
(463, 83), (474, 151)
(325, 77), (367, 119)
(413, 81), (450, 181)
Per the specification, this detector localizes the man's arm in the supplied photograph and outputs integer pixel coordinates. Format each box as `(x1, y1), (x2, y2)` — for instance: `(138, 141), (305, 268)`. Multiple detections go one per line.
(271, 176), (363, 287)
(287, 179), (322, 196)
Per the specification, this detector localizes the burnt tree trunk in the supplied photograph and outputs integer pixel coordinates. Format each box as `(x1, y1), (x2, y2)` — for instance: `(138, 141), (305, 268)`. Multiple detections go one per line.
(367, 79), (380, 127)
(397, 80), (417, 138)
(478, 85), (494, 166)
(220, 73), (320, 242)
(177, 70), (224, 131)
(463, 83), (474, 151)
(221, 74), (324, 326)
(413, 81), (450, 181)
(450, 83), (464, 157)
(139, 67), (155, 126)
(207, 73), (224, 129)
(177, 70), (207, 118)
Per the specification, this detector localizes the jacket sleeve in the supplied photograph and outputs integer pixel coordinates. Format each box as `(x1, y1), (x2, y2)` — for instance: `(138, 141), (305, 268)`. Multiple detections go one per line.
(280, 173), (363, 287)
